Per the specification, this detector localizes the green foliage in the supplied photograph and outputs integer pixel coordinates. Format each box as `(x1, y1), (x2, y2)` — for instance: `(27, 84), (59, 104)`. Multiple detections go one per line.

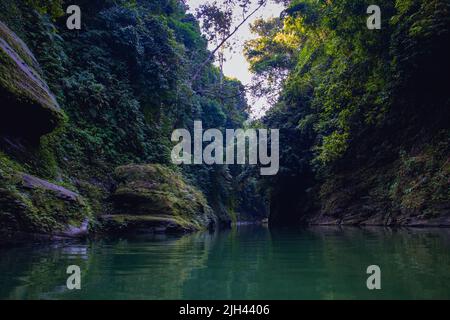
(247, 0), (449, 165)
(314, 132), (349, 165)
(246, 0), (450, 224)
(25, 0), (64, 19)
(1, 0), (266, 235)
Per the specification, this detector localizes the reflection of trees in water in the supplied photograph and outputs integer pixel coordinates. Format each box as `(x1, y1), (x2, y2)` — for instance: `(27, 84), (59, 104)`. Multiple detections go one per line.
(197, 226), (450, 299)
(1, 227), (450, 299)
(289, 227), (450, 299)
(0, 242), (91, 299)
(0, 233), (215, 299)
(65, 232), (218, 299)
(182, 225), (274, 299)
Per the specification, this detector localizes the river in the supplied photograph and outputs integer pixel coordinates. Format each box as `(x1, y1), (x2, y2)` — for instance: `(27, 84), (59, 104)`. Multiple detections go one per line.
(1, 225), (450, 299)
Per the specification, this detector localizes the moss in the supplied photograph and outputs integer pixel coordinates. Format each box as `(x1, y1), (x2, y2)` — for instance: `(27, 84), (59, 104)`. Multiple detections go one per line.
(112, 164), (215, 231)
(0, 154), (92, 235)
(0, 21), (37, 68)
(0, 185), (91, 234)
(389, 142), (450, 217)
(0, 20), (65, 137)
(0, 151), (24, 174)
(28, 188), (90, 230)
(34, 123), (70, 180)
(76, 180), (109, 217)
(103, 214), (198, 231)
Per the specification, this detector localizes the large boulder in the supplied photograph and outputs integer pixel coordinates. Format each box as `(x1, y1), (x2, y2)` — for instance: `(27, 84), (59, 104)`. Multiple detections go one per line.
(105, 164), (216, 232)
(0, 20), (64, 138)
(0, 156), (91, 238)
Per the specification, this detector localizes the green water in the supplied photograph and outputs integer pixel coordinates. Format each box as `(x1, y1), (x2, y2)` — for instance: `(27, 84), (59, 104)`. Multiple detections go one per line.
(1, 225), (450, 300)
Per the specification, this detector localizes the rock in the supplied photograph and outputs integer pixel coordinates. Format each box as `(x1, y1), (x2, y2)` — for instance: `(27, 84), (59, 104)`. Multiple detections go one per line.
(0, 166), (91, 235)
(0, 20), (64, 138)
(99, 214), (198, 234)
(20, 173), (81, 202)
(58, 218), (90, 238)
(111, 164), (216, 232)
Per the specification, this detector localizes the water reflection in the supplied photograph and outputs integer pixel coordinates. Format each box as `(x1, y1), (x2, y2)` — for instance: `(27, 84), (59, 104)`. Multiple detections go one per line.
(0, 226), (450, 299)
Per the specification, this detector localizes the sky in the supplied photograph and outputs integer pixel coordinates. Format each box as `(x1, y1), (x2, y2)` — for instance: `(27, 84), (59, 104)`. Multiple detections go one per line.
(186, 0), (285, 118)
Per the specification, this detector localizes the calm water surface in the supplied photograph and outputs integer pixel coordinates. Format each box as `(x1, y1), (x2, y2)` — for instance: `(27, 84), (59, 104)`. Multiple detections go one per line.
(1, 225), (450, 299)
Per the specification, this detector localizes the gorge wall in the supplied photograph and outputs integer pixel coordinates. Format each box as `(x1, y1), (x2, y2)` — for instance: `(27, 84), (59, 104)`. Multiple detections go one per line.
(0, 0), (265, 239)
(249, 0), (450, 227)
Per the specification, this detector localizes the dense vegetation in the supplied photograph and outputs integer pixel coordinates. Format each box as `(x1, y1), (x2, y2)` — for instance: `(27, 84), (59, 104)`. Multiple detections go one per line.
(0, 0), (266, 238)
(245, 0), (450, 225)
(0, 0), (449, 239)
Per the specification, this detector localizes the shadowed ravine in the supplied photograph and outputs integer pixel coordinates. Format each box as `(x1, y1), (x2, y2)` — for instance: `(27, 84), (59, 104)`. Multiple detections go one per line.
(1, 225), (450, 300)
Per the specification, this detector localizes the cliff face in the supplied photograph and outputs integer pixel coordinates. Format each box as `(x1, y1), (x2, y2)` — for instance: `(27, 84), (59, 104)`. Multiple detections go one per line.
(0, 21), (64, 138)
(308, 0), (450, 226)
(0, 19), (89, 237)
(0, 0), (260, 238)
(309, 139), (450, 226)
(256, 0), (450, 227)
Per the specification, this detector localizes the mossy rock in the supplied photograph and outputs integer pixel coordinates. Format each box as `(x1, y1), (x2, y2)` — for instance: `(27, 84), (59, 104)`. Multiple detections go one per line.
(0, 158), (91, 236)
(0, 20), (64, 138)
(99, 214), (200, 234)
(112, 164), (216, 231)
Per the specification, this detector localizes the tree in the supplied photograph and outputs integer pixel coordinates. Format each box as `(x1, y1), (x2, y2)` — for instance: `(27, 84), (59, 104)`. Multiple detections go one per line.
(192, 0), (268, 82)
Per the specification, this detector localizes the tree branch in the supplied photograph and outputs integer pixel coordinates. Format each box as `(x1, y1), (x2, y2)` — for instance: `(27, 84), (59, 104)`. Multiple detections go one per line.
(192, 0), (267, 83)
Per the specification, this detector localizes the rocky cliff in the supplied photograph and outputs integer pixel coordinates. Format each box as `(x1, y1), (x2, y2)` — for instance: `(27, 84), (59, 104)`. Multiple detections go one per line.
(0, 21), (64, 138)
(252, 0), (450, 227)
(0, 0), (260, 240)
